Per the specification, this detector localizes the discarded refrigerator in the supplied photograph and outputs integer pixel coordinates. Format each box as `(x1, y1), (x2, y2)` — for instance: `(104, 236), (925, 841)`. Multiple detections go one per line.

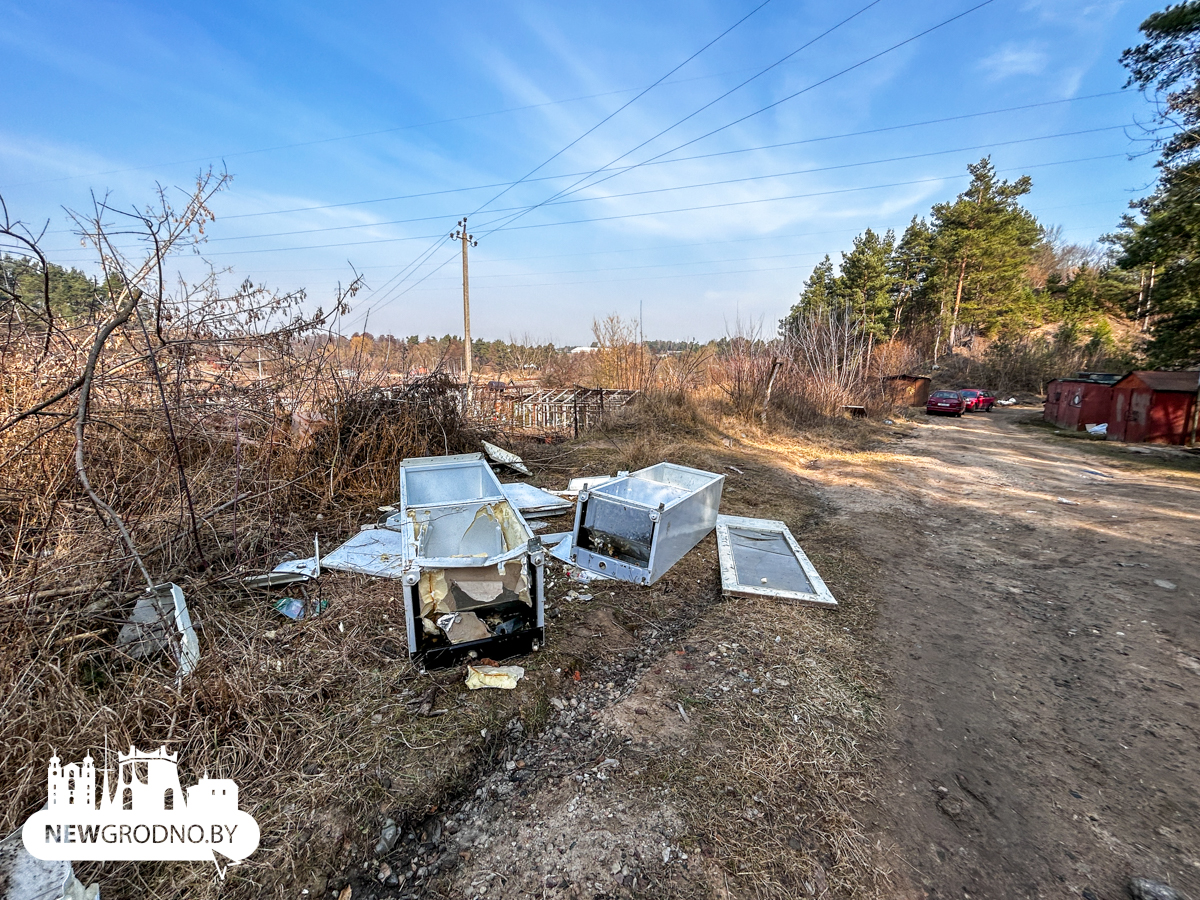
(569, 462), (724, 585)
(322, 453), (544, 668)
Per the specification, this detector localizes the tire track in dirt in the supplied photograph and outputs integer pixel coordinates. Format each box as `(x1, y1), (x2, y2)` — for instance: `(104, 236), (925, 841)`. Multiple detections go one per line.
(805, 409), (1200, 899)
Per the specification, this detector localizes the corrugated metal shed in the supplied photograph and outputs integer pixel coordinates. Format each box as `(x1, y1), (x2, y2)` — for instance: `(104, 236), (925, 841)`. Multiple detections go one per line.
(1043, 373), (1122, 431)
(1043, 378), (1116, 431)
(1125, 371), (1200, 393)
(1107, 371), (1199, 445)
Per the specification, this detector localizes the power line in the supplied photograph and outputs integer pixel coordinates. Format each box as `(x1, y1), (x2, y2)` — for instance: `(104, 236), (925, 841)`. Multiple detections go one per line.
(189, 123), (1126, 245)
(40, 92), (1129, 241)
(487, 153), (1128, 234)
(339, 150), (1125, 321)
(475, 0), (891, 237)
(34, 149), (1129, 264)
(233, 90), (1127, 221)
(181, 226), (875, 277)
(179, 91), (1118, 226)
(345, 0), (778, 328)
(287, 195), (1138, 292)
(470, 0), (776, 217)
(482, 0), (999, 239)
(5, 6), (844, 194)
(280, 208), (1137, 297)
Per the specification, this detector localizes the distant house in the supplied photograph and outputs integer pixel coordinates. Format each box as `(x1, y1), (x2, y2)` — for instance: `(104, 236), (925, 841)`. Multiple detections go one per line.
(1107, 371), (1199, 445)
(570, 346), (598, 355)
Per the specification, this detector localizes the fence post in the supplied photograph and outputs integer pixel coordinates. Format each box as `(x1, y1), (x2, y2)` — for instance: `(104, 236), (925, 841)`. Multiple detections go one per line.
(573, 392), (579, 439)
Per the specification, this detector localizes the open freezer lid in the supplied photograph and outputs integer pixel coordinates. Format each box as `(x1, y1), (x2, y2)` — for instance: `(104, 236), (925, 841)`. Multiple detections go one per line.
(715, 514), (837, 607)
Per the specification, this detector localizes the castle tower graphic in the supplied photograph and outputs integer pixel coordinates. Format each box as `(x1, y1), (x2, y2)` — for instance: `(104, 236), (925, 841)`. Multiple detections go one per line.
(47, 751), (95, 809)
(45, 745), (238, 816)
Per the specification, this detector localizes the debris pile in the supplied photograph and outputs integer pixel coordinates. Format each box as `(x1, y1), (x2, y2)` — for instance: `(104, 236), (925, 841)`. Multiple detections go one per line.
(239, 442), (837, 673)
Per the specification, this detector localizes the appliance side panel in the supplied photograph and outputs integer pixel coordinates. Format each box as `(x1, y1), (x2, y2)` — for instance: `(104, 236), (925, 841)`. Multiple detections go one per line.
(648, 476), (724, 582)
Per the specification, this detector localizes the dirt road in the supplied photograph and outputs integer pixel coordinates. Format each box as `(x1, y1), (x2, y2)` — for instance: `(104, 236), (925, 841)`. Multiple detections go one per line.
(809, 408), (1200, 899)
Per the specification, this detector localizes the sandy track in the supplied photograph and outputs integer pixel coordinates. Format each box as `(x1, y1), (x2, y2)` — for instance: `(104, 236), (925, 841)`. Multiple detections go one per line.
(808, 408), (1200, 899)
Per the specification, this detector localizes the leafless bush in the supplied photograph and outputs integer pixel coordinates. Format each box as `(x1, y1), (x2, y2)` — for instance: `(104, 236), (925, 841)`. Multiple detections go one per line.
(657, 344), (713, 398)
(590, 313), (657, 390)
(712, 317), (781, 421)
(776, 302), (873, 420)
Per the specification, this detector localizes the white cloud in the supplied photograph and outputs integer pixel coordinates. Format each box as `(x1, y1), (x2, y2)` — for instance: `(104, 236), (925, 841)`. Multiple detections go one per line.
(978, 44), (1050, 81)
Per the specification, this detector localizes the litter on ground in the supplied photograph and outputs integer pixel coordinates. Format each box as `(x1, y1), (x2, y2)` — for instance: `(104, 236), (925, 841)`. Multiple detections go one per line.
(115, 582), (200, 679)
(500, 481), (573, 517)
(465, 664), (525, 690)
(482, 440), (532, 476)
(321, 453), (544, 669)
(274, 596), (328, 620)
(569, 462), (724, 585)
(242, 535), (322, 590)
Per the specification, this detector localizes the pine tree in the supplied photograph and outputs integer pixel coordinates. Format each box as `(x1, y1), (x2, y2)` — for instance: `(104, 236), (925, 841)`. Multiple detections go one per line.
(1113, 0), (1200, 367)
(927, 158), (1041, 356)
(838, 228), (896, 343)
(888, 217), (934, 340)
(781, 255), (839, 336)
(0, 255), (102, 324)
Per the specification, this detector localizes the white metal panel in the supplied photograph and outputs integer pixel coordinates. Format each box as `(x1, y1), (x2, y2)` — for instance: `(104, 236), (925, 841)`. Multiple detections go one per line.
(500, 482), (573, 517)
(715, 515), (837, 607)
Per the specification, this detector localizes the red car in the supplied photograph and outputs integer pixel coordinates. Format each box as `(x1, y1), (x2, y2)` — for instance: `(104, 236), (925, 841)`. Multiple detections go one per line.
(926, 390), (967, 416)
(959, 389), (996, 412)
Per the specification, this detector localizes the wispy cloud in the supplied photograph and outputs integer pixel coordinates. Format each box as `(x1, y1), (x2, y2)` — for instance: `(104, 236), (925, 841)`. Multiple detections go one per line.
(978, 44), (1051, 81)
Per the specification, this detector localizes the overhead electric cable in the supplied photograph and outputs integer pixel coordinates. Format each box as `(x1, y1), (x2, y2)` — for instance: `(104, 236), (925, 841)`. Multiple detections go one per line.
(475, 0), (889, 235)
(212, 90), (1123, 223)
(483, 153), (1127, 234)
(35, 150), (1128, 264)
(354, 0), (888, 324)
(470, 0), (775, 216)
(330, 150), (1125, 317)
(194, 124), (1125, 244)
(481, 0), (997, 238)
(347, 0), (776, 327)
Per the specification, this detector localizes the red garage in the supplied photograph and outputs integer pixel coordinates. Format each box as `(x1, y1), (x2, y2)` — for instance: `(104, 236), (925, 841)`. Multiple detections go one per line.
(1107, 371), (1200, 445)
(1043, 374), (1120, 431)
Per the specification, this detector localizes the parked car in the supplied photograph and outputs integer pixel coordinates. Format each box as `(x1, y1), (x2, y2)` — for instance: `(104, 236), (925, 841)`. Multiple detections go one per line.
(958, 389), (996, 412)
(926, 390), (967, 416)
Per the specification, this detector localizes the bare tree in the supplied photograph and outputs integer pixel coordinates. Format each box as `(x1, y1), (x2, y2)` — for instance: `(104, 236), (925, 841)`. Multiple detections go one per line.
(0, 171), (359, 600)
(782, 301), (872, 417)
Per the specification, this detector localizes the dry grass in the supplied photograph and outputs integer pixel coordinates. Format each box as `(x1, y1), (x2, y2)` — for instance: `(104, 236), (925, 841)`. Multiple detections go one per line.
(639, 591), (888, 898)
(2, 346), (901, 899)
(0, 366), (506, 898)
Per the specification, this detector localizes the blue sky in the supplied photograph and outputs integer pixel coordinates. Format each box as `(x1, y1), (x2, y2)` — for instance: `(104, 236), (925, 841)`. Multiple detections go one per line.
(1, 0), (1164, 345)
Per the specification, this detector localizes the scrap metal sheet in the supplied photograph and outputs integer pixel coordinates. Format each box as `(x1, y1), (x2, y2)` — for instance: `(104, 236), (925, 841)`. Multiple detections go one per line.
(482, 440), (532, 476)
(116, 583), (200, 678)
(501, 482), (573, 517)
(715, 515), (837, 607)
(321, 527), (411, 578)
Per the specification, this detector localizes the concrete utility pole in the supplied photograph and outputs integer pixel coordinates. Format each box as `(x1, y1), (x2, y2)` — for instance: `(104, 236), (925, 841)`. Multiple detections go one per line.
(451, 218), (478, 401)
